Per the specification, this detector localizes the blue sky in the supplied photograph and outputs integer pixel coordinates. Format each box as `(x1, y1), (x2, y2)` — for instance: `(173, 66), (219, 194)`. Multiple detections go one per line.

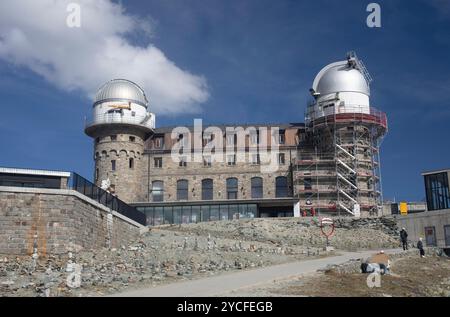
(0, 0), (450, 202)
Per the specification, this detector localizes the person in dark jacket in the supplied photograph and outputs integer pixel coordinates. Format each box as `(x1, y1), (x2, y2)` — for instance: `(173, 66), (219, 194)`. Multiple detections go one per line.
(400, 227), (408, 250)
(417, 237), (425, 258)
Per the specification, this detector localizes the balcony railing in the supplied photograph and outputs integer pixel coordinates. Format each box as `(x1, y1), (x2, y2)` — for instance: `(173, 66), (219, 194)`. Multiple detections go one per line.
(85, 113), (155, 130)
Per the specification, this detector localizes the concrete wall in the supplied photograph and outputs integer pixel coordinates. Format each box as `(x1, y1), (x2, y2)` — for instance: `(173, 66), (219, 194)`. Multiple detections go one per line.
(396, 209), (450, 248)
(0, 187), (143, 255)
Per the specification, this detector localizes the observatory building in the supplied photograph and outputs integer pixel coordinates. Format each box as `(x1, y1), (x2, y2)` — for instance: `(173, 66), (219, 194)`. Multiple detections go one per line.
(84, 52), (387, 225)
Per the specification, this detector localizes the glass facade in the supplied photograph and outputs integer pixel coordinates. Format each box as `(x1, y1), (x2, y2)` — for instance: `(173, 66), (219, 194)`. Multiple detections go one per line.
(424, 172), (450, 211)
(138, 203), (257, 226)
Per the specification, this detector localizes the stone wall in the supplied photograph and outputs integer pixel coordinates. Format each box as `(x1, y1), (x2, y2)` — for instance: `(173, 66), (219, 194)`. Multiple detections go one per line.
(0, 187), (143, 255)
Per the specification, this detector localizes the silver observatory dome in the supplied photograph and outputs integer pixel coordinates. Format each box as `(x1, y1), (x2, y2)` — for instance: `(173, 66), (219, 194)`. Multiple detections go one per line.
(312, 57), (370, 97)
(94, 79), (149, 107)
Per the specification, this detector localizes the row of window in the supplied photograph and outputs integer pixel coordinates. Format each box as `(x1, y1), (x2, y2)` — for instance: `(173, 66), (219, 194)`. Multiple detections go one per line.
(151, 129), (287, 149)
(153, 153), (286, 169)
(150, 176), (290, 202)
(138, 204), (258, 226)
(96, 135), (136, 143)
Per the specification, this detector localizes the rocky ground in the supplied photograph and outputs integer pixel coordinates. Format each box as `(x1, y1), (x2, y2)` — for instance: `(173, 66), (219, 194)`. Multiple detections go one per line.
(0, 217), (401, 297)
(228, 249), (450, 297)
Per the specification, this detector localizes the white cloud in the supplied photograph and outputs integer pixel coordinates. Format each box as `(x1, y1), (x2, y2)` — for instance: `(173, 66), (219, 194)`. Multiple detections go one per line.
(0, 0), (209, 114)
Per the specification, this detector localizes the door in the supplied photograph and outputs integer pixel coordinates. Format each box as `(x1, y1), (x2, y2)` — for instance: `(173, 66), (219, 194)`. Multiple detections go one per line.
(424, 226), (437, 246)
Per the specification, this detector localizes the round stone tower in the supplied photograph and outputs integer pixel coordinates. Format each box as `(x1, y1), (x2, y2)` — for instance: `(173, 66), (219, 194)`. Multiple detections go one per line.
(85, 79), (155, 203)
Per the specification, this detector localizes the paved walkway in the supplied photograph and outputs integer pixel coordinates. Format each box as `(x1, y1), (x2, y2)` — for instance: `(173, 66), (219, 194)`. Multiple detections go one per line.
(112, 248), (402, 297)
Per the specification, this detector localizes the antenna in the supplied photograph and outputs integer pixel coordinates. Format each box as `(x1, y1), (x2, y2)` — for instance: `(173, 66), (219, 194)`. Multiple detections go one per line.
(346, 51), (373, 85)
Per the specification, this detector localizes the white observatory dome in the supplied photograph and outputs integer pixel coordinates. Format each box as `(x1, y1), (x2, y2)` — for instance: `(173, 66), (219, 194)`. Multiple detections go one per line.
(312, 60), (370, 96)
(94, 79), (149, 107)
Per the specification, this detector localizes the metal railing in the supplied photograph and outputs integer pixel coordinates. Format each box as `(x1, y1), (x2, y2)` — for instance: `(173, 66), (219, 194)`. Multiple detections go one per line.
(85, 113), (155, 129)
(69, 173), (146, 226)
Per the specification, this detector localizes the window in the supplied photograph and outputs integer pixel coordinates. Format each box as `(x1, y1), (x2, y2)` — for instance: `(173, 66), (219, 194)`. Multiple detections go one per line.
(226, 178), (238, 199)
(278, 153), (285, 165)
(151, 181), (164, 202)
(424, 172), (450, 211)
(251, 177), (263, 199)
(444, 225), (450, 247)
(278, 130), (285, 144)
(111, 160), (116, 171)
(177, 179), (189, 200)
(203, 156), (212, 167)
(178, 133), (188, 147)
(95, 168), (99, 181)
(202, 179), (213, 200)
(154, 157), (162, 168)
(202, 133), (212, 147)
(129, 158), (134, 169)
(275, 176), (289, 198)
(250, 153), (260, 165)
(226, 133), (236, 146)
(129, 136), (135, 142)
(110, 135), (117, 141)
(304, 177), (312, 190)
(154, 137), (164, 149)
(227, 154), (236, 166)
(179, 156), (187, 167)
(95, 137), (100, 144)
(250, 131), (259, 145)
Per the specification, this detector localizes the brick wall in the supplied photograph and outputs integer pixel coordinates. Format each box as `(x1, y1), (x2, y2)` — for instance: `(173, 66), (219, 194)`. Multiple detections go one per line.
(0, 188), (142, 255)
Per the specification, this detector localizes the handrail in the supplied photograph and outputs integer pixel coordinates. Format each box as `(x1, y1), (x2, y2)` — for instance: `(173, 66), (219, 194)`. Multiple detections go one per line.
(85, 113), (155, 129)
(68, 173), (146, 226)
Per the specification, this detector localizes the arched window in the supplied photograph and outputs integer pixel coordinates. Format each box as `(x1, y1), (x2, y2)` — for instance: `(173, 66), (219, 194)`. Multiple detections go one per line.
(202, 179), (213, 200)
(226, 178), (238, 199)
(251, 177), (263, 199)
(275, 176), (289, 198)
(177, 179), (189, 200)
(151, 181), (164, 202)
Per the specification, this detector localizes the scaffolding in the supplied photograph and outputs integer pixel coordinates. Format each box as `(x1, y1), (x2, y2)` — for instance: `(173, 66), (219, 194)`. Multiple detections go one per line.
(295, 104), (387, 217)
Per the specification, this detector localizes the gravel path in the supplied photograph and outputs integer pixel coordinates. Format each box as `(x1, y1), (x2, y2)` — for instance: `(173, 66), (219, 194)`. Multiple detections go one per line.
(112, 248), (403, 297)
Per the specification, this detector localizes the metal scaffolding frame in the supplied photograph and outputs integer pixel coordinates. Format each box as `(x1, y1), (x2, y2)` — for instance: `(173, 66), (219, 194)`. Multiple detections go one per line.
(295, 106), (387, 217)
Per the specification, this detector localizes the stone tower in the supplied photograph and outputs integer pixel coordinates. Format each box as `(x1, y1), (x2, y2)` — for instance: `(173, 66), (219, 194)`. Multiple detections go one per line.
(84, 79), (155, 203)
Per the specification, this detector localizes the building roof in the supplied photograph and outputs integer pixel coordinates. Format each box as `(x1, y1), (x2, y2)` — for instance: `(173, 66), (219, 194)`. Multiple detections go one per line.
(152, 122), (305, 134)
(0, 167), (71, 178)
(421, 168), (450, 176)
(93, 79), (149, 108)
(312, 59), (370, 96)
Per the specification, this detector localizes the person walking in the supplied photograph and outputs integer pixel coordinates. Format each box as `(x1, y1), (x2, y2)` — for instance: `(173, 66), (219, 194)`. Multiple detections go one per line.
(417, 237), (425, 258)
(400, 227), (408, 250)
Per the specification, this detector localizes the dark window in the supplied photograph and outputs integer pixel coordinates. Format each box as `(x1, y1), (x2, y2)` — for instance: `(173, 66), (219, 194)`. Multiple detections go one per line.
(424, 172), (450, 211)
(154, 157), (162, 168)
(95, 168), (99, 181)
(203, 156), (212, 167)
(129, 158), (134, 169)
(154, 137), (164, 148)
(202, 179), (213, 200)
(110, 135), (117, 141)
(227, 178), (238, 199)
(276, 176), (289, 197)
(304, 177), (312, 190)
(95, 137), (100, 144)
(111, 160), (116, 171)
(177, 179), (189, 200)
(251, 177), (263, 199)
(151, 181), (164, 202)
(179, 156), (187, 167)
(129, 136), (135, 142)
(278, 130), (285, 144)
(278, 153), (285, 165)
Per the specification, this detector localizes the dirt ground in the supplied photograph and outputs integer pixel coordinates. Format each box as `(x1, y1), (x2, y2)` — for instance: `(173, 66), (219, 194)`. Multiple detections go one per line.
(232, 254), (450, 297)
